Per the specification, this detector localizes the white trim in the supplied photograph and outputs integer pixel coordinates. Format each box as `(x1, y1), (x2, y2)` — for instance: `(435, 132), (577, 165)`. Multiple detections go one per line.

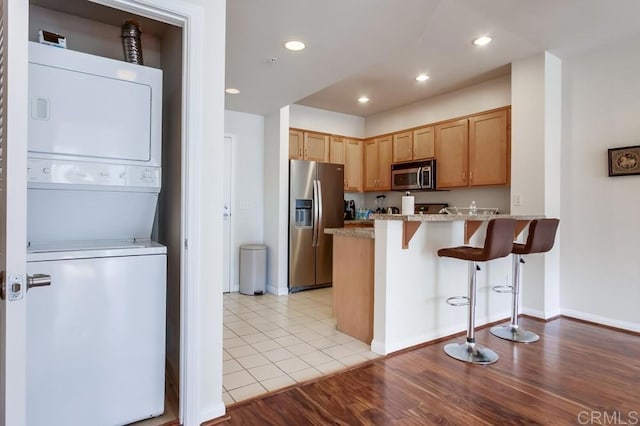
(561, 309), (640, 333)
(88, 1), (209, 425)
(223, 134), (235, 293)
(1, 1), (30, 425)
(267, 284), (289, 296)
(521, 307), (561, 320)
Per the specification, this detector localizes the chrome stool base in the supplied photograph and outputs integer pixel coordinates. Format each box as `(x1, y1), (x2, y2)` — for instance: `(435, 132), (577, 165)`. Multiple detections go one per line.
(490, 324), (540, 343)
(444, 341), (499, 365)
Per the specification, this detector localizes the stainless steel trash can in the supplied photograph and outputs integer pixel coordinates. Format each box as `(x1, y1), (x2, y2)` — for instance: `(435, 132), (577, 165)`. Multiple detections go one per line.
(239, 244), (267, 295)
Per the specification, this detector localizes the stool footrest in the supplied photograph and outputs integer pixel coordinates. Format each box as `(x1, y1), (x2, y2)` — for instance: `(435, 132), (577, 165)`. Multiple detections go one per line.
(492, 285), (513, 293)
(446, 296), (470, 306)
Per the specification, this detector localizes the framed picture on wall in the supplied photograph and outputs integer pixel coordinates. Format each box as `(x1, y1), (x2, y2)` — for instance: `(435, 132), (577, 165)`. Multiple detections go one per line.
(608, 145), (640, 176)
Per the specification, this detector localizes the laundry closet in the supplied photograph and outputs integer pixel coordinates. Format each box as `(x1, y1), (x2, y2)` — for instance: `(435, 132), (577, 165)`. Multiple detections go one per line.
(26, 1), (183, 425)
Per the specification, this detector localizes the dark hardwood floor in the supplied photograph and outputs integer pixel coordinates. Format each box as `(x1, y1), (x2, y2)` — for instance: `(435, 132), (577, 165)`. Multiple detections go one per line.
(219, 317), (640, 425)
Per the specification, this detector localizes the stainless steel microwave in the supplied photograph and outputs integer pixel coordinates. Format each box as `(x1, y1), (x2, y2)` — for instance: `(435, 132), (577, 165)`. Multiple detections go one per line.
(391, 159), (436, 191)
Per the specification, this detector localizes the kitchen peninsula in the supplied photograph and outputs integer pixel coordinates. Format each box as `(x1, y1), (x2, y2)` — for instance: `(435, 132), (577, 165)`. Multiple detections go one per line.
(326, 213), (543, 355)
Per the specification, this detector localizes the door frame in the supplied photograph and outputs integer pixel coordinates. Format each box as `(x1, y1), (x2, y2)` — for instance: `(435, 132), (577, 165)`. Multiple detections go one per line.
(88, 0), (208, 424)
(223, 135), (235, 293)
(0, 1), (29, 425)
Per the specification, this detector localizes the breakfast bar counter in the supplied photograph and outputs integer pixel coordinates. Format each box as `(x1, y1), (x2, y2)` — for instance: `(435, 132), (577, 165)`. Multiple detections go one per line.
(326, 213), (544, 354)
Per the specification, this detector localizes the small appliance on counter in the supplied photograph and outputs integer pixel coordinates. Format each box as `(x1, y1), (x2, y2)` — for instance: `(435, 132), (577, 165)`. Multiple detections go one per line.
(386, 206), (400, 214)
(375, 195), (387, 213)
(344, 200), (355, 220)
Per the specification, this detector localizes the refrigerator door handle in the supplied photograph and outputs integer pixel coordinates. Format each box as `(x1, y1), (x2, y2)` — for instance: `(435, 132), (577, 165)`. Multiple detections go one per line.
(316, 180), (323, 246)
(312, 180), (319, 247)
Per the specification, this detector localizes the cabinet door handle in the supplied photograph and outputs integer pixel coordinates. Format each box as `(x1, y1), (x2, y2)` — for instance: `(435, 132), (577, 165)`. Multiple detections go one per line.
(462, 171), (466, 182)
(469, 171), (473, 182)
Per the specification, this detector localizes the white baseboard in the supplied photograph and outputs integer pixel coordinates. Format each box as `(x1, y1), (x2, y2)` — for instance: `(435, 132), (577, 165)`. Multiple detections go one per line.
(267, 284), (289, 296)
(200, 401), (226, 424)
(521, 307), (561, 320)
(371, 312), (509, 355)
(561, 309), (640, 333)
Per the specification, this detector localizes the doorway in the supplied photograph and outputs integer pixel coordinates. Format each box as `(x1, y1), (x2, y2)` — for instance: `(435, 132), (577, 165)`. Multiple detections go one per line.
(223, 135), (233, 293)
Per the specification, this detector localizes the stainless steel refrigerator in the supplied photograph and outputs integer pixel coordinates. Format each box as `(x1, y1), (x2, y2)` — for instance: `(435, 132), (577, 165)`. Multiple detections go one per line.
(289, 160), (344, 292)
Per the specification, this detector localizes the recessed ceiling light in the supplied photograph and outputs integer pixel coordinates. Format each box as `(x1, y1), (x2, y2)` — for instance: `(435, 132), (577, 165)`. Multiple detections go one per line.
(473, 36), (492, 46)
(225, 88), (240, 94)
(416, 74), (430, 82)
(284, 40), (306, 51)
(358, 96), (370, 104)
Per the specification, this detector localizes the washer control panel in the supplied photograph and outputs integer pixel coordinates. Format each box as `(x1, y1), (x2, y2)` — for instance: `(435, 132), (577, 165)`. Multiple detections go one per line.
(27, 158), (161, 189)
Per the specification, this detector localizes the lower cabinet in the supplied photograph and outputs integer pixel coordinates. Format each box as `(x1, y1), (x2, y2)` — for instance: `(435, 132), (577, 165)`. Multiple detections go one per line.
(332, 235), (374, 344)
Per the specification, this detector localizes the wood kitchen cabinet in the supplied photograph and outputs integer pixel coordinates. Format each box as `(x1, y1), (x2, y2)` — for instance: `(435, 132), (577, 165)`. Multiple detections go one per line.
(289, 129), (304, 159)
(329, 136), (345, 164)
(344, 138), (363, 191)
(435, 118), (469, 188)
(468, 109), (509, 186)
(364, 135), (392, 191)
(392, 127), (434, 163)
(304, 132), (329, 162)
(289, 129), (329, 162)
(413, 126), (435, 160)
(435, 108), (510, 189)
(392, 131), (413, 163)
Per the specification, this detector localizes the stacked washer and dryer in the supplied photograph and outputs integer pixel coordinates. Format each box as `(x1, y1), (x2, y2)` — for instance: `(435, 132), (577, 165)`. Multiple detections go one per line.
(26, 42), (167, 425)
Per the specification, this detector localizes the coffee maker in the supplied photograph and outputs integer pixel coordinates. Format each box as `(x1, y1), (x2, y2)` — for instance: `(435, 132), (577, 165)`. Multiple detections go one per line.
(344, 200), (355, 220)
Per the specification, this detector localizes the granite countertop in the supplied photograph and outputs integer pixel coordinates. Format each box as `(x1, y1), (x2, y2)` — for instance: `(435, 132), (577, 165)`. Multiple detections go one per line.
(344, 219), (374, 226)
(325, 227), (375, 239)
(371, 213), (544, 222)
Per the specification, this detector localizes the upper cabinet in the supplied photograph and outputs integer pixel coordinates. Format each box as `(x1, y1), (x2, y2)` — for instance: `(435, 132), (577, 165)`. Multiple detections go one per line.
(413, 126), (435, 160)
(364, 136), (392, 191)
(435, 119), (469, 188)
(289, 130), (304, 159)
(329, 136), (363, 191)
(392, 127), (434, 163)
(290, 106), (510, 193)
(344, 139), (363, 192)
(329, 136), (346, 164)
(468, 110), (509, 186)
(392, 131), (413, 163)
(304, 132), (329, 162)
(289, 129), (329, 162)
(434, 108), (510, 189)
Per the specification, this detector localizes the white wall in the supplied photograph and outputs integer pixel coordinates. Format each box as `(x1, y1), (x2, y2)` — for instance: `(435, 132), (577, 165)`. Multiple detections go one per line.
(290, 104), (365, 138)
(511, 53), (562, 319)
(365, 75), (511, 136)
(190, 0), (226, 421)
(263, 107), (290, 295)
(560, 35), (640, 331)
(224, 110), (265, 292)
(362, 187), (510, 215)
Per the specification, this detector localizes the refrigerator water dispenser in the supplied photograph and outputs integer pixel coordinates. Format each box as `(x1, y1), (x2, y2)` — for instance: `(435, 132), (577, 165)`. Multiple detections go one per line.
(295, 199), (313, 227)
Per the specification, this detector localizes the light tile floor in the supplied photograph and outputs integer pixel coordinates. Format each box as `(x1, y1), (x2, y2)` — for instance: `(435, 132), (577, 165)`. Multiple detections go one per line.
(222, 287), (380, 405)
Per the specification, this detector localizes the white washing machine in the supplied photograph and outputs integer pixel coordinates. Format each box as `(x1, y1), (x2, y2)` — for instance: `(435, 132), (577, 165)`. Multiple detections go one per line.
(26, 43), (167, 426)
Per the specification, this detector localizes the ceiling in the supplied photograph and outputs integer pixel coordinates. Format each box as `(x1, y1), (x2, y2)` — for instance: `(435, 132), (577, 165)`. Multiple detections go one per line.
(225, 0), (640, 117)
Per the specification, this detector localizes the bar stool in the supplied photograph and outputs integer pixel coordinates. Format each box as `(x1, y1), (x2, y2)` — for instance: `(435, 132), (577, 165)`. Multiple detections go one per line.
(490, 218), (560, 343)
(438, 218), (517, 365)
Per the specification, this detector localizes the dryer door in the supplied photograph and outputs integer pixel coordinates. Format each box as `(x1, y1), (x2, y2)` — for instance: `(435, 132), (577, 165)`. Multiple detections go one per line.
(28, 62), (152, 162)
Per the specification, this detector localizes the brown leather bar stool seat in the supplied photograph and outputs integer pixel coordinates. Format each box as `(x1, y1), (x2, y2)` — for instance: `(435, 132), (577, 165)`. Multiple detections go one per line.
(438, 218), (517, 365)
(490, 218), (560, 343)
